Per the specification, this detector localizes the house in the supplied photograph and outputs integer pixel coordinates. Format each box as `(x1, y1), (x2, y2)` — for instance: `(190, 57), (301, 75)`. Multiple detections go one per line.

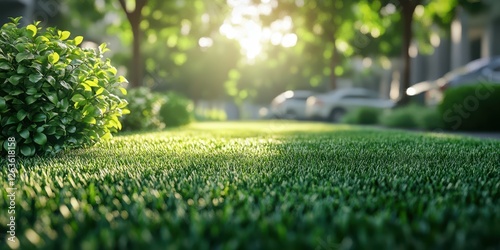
(403, 3), (500, 100)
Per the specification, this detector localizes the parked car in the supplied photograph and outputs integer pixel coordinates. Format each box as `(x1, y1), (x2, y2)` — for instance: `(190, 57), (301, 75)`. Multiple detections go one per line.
(270, 90), (315, 119)
(305, 88), (394, 122)
(406, 56), (500, 106)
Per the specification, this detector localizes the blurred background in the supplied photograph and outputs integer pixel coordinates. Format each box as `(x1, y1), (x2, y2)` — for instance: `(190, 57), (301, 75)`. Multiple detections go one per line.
(1, 0), (498, 123)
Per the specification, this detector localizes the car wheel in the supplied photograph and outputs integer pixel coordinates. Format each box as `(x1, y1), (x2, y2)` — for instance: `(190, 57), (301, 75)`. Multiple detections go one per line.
(329, 108), (345, 123)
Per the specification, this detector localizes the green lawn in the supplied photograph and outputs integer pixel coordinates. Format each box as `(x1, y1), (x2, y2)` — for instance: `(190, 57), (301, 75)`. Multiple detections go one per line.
(2, 121), (500, 249)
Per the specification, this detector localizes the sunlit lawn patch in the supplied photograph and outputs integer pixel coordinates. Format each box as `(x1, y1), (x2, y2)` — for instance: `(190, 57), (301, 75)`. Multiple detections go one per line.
(1, 121), (499, 249)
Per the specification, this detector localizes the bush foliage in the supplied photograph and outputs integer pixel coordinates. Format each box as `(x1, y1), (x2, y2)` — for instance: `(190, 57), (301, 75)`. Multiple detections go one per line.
(341, 107), (382, 125)
(159, 92), (194, 127)
(0, 18), (128, 156)
(195, 108), (228, 122)
(439, 83), (500, 131)
(379, 104), (420, 129)
(120, 87), (166, 131)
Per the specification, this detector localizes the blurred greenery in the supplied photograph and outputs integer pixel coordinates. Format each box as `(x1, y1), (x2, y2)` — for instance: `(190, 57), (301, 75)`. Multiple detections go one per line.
(47, 0), (490, 106)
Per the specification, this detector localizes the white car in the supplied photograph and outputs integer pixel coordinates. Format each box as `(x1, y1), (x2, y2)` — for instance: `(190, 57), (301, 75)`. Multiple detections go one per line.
(270, 90), (315, 119)
(305, 88), (394, 122)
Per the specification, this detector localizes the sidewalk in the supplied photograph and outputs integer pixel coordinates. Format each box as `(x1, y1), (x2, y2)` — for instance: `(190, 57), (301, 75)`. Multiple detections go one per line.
(449, 131), (500, 140)
(365, 125), (500, 141)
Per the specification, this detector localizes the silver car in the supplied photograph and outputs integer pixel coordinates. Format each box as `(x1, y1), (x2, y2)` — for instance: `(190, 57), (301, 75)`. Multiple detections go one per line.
(270, 90), (315, 119)
(305, 88), (394, 122)
(407, 56), (500, 106)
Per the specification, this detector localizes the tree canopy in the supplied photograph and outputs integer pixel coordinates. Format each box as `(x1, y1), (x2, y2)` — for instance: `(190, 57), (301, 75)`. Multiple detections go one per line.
(53, 0), (483, 105)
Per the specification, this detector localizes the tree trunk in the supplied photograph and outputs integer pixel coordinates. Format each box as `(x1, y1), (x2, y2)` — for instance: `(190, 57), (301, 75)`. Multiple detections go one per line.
(397, 0), (419, 106)
(118, 0), (148, 88)
(330, 45), (337, 90)
(130, 20), (143, 88)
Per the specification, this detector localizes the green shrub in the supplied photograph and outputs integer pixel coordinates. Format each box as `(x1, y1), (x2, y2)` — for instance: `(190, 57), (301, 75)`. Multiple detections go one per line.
(439, 83), (500, 131)
(159, 92), (194, 127)
(195, 108), (228, 121)
(341, 107), (382, 125)
(417, 107), (444, 130)
(380, 104), (420, 129)
(0, 18), (128, 156)
(120, 87), (166, 131)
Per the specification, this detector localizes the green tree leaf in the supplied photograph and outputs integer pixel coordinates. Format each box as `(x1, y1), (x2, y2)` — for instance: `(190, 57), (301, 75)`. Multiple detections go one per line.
(8, 75), (22, 85)
(29, 73), (43, 83)
(71, 94), (85, 103)
(59, 30), (71, 40)
(20, 145), (35, 157)
(0, 97), (6, 110)
(26, 24), (37, 36)
(15, 52), (34, 62)
(17, 109), (28, 121)
(48, 52), (60, 64)
(74, 36), (84, 46)
(19, 129), (30, 139)
(0, 61), (10, 70)
(83, 116), (96, 124)
(34, 132), (48, 145)
(26, 88), (38, 95)
(32, 113), (47, 122)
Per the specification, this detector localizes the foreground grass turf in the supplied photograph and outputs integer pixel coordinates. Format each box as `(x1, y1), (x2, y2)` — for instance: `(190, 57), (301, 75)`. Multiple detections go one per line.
(1, 121), (500, 249)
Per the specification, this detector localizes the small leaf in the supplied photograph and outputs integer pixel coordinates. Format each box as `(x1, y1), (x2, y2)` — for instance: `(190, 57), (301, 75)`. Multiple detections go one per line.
(71, 94), (85, 103)
(83, 105), (95, 116)
(59, 30), (71, 40)
(59, 80), (72, 90)
(47, 93), (58, 104)
(121, 109), (130, 115)
(15, 52), (34, 62)
(108, 67), (117, 75)
(19, 129), (30, 139)
(34, 132), (47, 145)
(26, 88), (38, 95)
(46, 75), (56, 86)
(85, 79), (99, 87)
(8, 75), (22, 85)
(20, 145), (35, 157)
(39, 36), (49, 42)
(96, 87), (105, 95)
(67, 126), (76, 133)
(32, 113), (47, 122)
(119, 87), (127, 95)
(74, 36), (83, 46)
(101, 132), (112, 140)
(48, 52), (60, 64)
(118, 76), (128, 83)
(0, 61), (10, 70)
(83, 116), (96, 124)
(0, 97), (5, 110)
(17, 110), (28, 121)
(15, 44), (25, 52)
(81, 83), (92, 91)
(16, 65), (28, 74)
(25, 96), (37, 105)
(5, 116), (17, 125)
(26, 24), (37, 37)
(99, 43), (109, 53)
(29, 73), (43, 83)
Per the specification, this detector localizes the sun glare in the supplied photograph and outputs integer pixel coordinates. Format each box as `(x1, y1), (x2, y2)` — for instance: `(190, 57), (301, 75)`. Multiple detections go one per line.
(219, 0), (297, 62)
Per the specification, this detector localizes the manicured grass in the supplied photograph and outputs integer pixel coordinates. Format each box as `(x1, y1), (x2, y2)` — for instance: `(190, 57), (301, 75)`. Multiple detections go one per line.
(1, 121), (500, 249)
